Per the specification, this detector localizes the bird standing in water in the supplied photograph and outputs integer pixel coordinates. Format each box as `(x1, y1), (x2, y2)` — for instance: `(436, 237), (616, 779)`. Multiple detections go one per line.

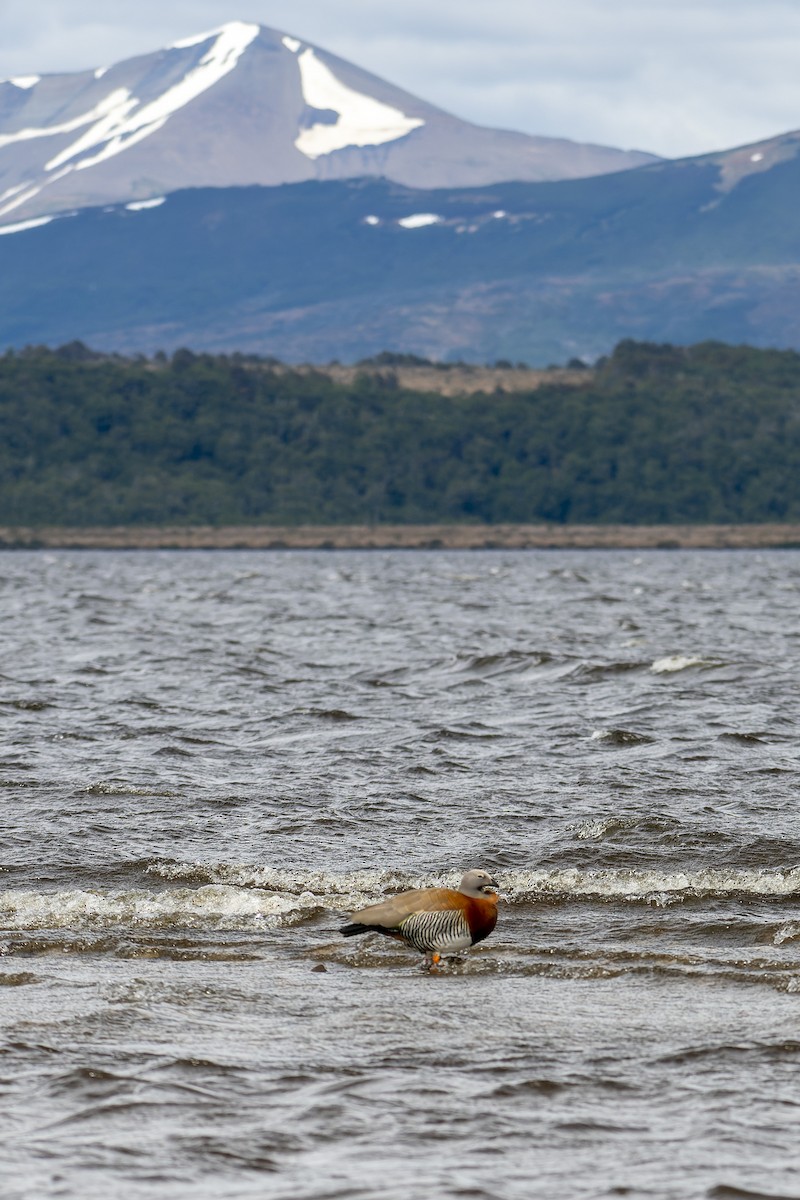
(340, 868), (499, 968)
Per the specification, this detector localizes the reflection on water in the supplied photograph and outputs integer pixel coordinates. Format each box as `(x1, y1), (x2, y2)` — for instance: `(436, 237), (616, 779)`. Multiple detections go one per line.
(1, 549), (800, 1198)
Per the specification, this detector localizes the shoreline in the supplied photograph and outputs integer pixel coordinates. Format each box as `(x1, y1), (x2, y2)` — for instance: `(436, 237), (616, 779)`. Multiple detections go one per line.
(2, 524), (800, 550)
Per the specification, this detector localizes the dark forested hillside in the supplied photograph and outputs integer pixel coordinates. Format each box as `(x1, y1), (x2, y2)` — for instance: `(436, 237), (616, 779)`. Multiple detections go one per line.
(1, 339), (799, 526)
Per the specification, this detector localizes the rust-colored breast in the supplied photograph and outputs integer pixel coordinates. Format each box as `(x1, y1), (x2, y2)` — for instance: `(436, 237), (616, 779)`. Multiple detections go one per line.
(464, 894), (499, 945)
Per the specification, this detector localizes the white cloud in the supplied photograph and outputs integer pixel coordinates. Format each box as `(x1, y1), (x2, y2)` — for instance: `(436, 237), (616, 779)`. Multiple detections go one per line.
(2, 1), (800, 157)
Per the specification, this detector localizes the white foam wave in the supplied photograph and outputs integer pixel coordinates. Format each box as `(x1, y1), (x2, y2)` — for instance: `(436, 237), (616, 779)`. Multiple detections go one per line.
(571, 816), (635, 840)
(503, 866), (800, 904)
(773, 921), (800, 945)
(151, 862), (800, 907)
(147, 860), (427, 901)
(0, 865), (433, 932)
(3, 864), (799, 933)
(651, 655), (715, 673)
(0, 884), (320, 931)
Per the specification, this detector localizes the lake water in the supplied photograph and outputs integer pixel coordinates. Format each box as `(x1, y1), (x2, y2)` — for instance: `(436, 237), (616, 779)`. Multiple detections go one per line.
(2, 548), (800, 1200)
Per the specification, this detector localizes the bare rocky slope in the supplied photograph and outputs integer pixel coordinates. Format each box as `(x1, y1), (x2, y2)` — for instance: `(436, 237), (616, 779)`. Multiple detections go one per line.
(0, 22), (656, 226)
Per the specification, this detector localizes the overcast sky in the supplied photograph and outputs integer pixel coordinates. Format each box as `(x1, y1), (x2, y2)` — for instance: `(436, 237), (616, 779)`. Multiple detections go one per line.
(3, 0), (800, 158)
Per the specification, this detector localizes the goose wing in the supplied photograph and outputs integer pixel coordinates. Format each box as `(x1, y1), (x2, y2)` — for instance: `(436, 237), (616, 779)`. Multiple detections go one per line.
(347, 886), (465, 930)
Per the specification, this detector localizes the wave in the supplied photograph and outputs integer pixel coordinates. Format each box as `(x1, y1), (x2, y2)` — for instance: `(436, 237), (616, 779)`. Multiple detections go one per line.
(570, 816), (639, 840)
(773, 921), (800, 945)
(0, 884), (327, 931)
(0, 866), (436, 932)
(718, 731), (770, 745)
(456, 650), (555, 678)
(589, 728), (655, 746)
(151, 861), (800, 904)
(3, 862), (800, 932)
(650, 655), (722, 673)
(146, 860), (422, 895)
(83, 782), (179, 797)
(503, 866), (800, 904)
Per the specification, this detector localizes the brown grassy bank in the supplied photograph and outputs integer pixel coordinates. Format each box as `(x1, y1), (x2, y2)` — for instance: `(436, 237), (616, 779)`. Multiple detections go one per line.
(1, 525), (800, 550)
(284, 364), (592, 396)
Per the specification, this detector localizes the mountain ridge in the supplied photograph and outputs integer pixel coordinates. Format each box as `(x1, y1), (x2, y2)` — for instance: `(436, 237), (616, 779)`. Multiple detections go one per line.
(2, 154), (800, 363)
(0, 21), (657, 226)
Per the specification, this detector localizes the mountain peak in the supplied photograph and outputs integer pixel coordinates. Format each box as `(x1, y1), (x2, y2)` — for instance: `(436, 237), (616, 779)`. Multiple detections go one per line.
(0, 23), (658, 227)
(169, 20), (261, 51)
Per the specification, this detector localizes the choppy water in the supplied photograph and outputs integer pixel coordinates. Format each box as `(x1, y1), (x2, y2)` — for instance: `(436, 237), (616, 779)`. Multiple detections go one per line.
(2, 549), (800, 1200)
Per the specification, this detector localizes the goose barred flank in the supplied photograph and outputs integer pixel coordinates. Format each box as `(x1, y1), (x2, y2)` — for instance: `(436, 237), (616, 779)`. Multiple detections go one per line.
(399, 909), (472, 954)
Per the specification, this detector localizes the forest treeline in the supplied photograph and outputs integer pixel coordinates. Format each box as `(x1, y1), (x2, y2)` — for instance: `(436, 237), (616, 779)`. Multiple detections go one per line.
(1, 339), (799, 525)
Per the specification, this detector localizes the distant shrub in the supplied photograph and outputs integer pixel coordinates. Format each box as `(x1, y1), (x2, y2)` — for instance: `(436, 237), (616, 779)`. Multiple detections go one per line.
(356, 350), (434, 367)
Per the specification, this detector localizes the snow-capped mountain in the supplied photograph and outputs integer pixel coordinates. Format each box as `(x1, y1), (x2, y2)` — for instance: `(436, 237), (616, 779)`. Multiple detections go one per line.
(9, 21), (800, 363)
(0, 21), (657, 225)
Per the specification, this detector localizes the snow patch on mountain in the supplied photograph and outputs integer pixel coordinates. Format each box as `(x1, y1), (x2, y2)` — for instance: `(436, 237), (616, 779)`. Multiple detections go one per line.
(126, 197), (166, 211)
(8, 77), (40, 90)
(47, 23), (259, 173)
(398, 213), (441, 228)
(0, 182), (34, 203)
(0, 215), (53, 235)
(171, 23), (255, 50)
(282, 37), (301, 53)
(294, 47), (424, 159)
(0, 22), (260, 220)
(0, 90), (126, 153)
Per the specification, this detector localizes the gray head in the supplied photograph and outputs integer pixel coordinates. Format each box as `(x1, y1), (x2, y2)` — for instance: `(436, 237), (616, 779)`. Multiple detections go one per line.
(458, 868), (498, 897)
